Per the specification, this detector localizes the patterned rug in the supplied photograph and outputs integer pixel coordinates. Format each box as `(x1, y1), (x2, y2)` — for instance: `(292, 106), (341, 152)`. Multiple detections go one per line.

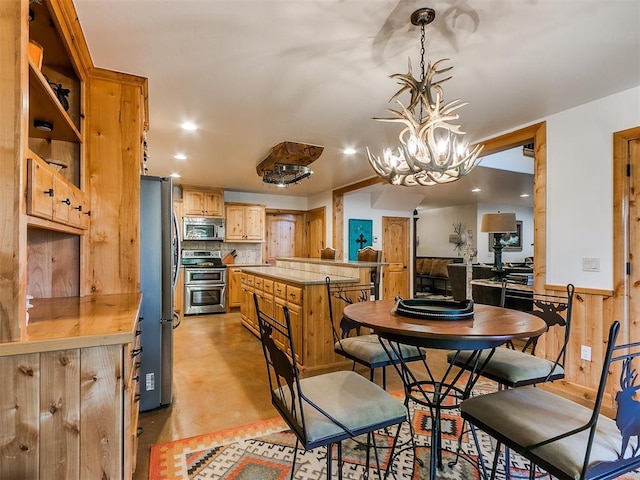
(149, 388), (640, 480)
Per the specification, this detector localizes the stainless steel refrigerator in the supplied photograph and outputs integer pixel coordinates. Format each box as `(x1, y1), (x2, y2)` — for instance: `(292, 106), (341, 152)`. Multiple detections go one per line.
(139, 175), (181, 412)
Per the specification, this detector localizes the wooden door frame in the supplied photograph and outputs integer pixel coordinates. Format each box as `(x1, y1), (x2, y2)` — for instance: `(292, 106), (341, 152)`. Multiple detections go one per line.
(613, 126), (640, 344)
(332, 122), (547, 291)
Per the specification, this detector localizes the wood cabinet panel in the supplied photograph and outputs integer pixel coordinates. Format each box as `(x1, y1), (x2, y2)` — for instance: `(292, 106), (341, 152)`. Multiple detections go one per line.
(182, 187), (224, 217)
(0, 354), (40, 479)
(225, 204), (265, 242)
(28, 156), (55, 220)
(228, 267), (242, 308)
(80, 345), (123, 480)
(40, 350), (80, 480)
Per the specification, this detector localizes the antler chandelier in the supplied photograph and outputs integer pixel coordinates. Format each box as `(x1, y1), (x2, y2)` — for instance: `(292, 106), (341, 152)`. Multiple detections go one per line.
(367, 7), (483, 186)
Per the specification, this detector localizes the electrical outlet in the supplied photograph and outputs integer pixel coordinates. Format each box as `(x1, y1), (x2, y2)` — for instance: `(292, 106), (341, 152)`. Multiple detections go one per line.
(580, 345), (592, 362)
(146, 372), (155, 391)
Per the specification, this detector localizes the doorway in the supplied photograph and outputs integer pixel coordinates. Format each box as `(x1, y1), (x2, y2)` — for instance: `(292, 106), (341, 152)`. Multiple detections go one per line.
(382, 216), (410, 299)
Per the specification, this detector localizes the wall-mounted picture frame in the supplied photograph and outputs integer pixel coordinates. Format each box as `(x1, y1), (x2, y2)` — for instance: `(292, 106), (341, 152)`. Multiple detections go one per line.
(348, 218), (373, 261)
(489, 220), (523, 252)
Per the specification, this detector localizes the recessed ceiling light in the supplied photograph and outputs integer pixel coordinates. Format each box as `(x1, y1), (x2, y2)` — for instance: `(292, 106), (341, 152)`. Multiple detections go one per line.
(343, 148), (356, 155)
(471, 188), (481, 193)
(520, 193), (530, 198)
(174, 153), (187, 160)
(180, 122), (198, 131)
(170, 172), (181, 178)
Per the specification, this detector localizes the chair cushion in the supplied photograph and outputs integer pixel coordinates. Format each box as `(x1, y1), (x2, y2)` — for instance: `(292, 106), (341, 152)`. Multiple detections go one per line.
(336, 334), (425, 367)
(293, 371), (407, 448)
(461, 386), (635, 479)
(447, 348), (564, 386)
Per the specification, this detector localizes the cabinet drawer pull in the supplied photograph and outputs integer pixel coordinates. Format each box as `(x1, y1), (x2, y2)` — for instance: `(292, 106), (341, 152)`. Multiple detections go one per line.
(135, 329), (142, 336)
(137, 427), (144, 438)
(132, 375), (140, 383)
(61, 198), (71, 205)
(73, 205), (82, 211)
(44, 188), (54, 196)
(131, 347), (143, 358)
(134, 393), (142, 402)
(135, 361), (141, 370)
(83, 210), (91, 216)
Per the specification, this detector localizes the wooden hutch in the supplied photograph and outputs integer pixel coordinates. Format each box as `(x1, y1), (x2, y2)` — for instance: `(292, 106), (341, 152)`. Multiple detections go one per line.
(1, 0), (147, 478)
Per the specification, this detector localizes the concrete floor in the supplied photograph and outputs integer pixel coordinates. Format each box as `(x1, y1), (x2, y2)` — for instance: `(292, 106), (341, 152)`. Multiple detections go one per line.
(132, 310), (451, 479)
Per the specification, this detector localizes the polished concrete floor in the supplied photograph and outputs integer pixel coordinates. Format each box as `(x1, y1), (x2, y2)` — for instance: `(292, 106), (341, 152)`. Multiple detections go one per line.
(132, 310), (449, 479)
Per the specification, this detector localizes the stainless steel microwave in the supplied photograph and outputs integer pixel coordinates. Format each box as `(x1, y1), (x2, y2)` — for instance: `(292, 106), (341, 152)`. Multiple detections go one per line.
(183, 217), (225, 241)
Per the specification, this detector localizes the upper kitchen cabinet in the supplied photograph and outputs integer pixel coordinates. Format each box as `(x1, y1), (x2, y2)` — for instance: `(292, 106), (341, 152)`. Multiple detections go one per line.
(225, 203), (265, 242)
(182, 186), (225, 217)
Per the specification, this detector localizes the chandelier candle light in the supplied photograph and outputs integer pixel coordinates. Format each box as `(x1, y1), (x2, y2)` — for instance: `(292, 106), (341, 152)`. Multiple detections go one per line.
(367, 7), (483, 186)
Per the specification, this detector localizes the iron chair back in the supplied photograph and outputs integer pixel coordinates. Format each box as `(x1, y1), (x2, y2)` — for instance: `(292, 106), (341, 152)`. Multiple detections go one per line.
(253, 292), (408, 478)
(462, 320), (640, 480)
(502, 280), (575, 373)
(325, 277), (426, 389)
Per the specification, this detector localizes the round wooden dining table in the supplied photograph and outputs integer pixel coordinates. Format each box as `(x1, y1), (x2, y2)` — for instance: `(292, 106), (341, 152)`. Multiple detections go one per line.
(342, 299), (547, 479)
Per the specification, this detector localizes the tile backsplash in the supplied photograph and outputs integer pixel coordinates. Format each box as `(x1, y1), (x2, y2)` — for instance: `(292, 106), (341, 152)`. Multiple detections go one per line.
(181, 240), (264, 264)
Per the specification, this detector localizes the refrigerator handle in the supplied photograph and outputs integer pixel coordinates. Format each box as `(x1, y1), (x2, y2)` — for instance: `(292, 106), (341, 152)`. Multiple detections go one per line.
(172, 311), (181, 330)
(172, 209), (181, 291)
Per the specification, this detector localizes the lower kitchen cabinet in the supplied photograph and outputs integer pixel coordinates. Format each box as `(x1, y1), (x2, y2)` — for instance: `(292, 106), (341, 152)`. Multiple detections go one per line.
(239, 271), (352, 376)
(0, 294), (141, 480)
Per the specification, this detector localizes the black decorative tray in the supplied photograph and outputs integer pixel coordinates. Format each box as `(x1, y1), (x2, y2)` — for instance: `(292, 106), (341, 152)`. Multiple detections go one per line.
(394, 298), (474, 320)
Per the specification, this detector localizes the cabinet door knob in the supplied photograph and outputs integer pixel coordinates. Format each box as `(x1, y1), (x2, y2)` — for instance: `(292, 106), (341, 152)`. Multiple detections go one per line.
(44, 188), (54, 196)
(74, 205), (82, 211)
(61, 198), (71, 205)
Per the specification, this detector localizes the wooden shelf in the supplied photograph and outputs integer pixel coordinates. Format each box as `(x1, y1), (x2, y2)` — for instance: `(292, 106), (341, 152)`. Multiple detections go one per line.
(27, 214), (84, 236)
(28, 59), (81, 143)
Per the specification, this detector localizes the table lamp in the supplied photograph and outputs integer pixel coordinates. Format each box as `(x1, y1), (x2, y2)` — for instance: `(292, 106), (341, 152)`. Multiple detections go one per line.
(481, 212), (517, 276)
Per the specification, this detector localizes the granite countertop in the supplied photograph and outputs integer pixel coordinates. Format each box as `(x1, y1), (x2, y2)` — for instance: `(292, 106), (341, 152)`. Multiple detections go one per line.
(240, 266), (359, 285)
(276, 257), (387, 268)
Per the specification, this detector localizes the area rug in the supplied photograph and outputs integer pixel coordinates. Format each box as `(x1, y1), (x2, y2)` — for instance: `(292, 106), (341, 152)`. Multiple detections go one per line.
(149, 389), (640, 480)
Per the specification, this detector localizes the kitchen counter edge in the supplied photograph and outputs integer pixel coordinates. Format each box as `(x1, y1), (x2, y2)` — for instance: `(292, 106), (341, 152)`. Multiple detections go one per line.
(0, 293), (143, 357)
(239, 266), (359, 285)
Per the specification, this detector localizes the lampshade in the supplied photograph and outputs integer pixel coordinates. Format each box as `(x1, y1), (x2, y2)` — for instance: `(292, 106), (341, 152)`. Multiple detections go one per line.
(481, 213), (517, 233)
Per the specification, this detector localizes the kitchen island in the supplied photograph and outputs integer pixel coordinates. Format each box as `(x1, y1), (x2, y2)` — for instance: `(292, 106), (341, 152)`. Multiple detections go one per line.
(240, 258), (385, 376)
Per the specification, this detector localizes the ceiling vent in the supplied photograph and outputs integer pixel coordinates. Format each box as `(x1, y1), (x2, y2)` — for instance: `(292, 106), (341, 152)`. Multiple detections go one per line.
(257, 141), (323, 187)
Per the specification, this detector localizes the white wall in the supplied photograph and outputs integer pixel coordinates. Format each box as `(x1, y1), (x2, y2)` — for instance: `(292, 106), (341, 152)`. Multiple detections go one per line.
(542, 87), (640, 289)
(476, 204), (534, 265)
(415, 205), (478, 258)
(224, 190), (308, 210)
(342, 192), (412, 261)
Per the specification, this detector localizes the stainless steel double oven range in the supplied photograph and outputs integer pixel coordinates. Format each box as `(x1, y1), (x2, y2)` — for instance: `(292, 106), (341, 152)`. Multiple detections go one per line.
(182, 250), (226, 314)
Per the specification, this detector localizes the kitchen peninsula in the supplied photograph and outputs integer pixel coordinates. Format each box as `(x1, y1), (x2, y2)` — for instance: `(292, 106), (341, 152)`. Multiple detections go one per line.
(239, 257), (385, 376)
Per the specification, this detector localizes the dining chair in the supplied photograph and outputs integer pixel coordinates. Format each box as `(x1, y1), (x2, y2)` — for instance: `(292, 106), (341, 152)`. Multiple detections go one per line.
(447, 282), (575, 389)
(253, 293), (407, 480)
(357, 246), (382, 300)
(326, 277), (427, 389)
(461, 320), (640, 480)
(320, 247), (336, 259)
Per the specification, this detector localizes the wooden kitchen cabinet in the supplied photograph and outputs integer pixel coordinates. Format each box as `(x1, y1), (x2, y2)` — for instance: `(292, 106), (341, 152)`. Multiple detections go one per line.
(27, 146), (89, 232)
(182, 186), (224, 217)
(2, 0), (148, 477)
(227, 267), (243, 308)
(225, 203), (265, 242)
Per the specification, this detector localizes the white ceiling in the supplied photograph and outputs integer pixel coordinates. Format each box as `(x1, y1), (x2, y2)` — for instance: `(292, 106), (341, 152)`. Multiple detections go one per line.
(74, 0), (639, 207)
